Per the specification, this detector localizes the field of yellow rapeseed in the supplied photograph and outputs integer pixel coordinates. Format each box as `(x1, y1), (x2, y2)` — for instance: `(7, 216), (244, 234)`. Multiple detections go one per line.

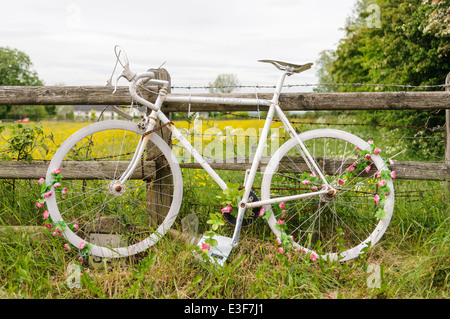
(172, 116), (288, 163)
(1, 117), (288, 162)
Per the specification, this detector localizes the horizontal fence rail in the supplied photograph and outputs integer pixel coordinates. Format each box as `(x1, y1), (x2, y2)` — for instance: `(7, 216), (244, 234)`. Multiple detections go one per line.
(0, 86), (449, 111)
(0, 158), (446, 181)
(0, 161), (156, 180)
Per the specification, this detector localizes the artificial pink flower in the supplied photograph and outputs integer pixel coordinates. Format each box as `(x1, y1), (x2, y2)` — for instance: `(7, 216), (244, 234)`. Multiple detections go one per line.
(338, 178), (344, 186)
(302, 250), (307, 255)
(43, 190), (54, 198)
(311, 186), (318, 191)
(38, 178), (45, 185)
(277, 247), (285, 254)
(221, 204), (233, 214)
(277, 219), (284, 226)
(365, 166), (371, 173)
(44, 223), (52, 229)
(259, 207), (265, 217)
(365, 154), (371, 160)
(374, 147), (381, 155)
(310, 254), (317, 262)
(378, 180), (386, 187)
(391, 171), (396, 179)
(281, 210), (286, 219)
(61, 187), (67, 195)
(279, 202), (285, 210)
(310, 173), (316, 178)
(53, 182), (62, 188)
(201, 243), (210, 251)
(64, 243), (71, 251)
(79, 241), (86, 250)
(367, 140), (374, 145)
(374, 194), (380, 205)
(36, 201), (44, 208)
(376, 171), (381, 179)
(347, 165), (355, 172)
(276, 238), (282, 246)
(43, 210), (49, 220)
(389, 158), (395, 166)
(302, 180), (311, 185)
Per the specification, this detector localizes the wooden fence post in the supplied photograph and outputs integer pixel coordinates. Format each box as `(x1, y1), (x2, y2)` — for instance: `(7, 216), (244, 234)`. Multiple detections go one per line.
(146, 68), (173, 224)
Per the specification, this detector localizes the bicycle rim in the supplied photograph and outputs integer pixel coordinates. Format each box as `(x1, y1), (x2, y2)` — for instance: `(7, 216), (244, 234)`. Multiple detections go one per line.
(45, 120), (182, 258)
(261, 129), (394, 261)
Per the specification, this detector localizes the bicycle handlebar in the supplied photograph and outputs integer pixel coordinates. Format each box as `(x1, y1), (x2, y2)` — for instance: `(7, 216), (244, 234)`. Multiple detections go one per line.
(112, 46), (171, 111)
(129, 72), (158, 111)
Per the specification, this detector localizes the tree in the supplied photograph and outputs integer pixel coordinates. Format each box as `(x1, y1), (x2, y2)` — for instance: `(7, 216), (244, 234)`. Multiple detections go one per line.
(0, 46), (50, 120)
(314, 0), (450, 160)
(314, 49), (338, 92)
(206, 73), (241, 117)
(0, 47), (43, 86)
(208, 74), (240, 93)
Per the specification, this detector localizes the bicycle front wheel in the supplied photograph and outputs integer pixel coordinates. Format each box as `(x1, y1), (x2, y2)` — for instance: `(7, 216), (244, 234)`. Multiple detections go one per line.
(261, 129), (394, 261)
(45, 120), (182, 258)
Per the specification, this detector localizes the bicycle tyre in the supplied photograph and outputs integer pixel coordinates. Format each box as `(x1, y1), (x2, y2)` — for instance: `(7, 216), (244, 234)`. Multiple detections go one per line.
(45, 120), (182, 258)
(261, 129), (394, 261)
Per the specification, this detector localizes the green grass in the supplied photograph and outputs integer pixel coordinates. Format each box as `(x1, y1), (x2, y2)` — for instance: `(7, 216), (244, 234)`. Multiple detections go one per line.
(0, 177), (448, 299)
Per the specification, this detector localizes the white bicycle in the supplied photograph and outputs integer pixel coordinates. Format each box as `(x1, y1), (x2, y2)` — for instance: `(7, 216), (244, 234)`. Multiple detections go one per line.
(44, 46), (395, 263)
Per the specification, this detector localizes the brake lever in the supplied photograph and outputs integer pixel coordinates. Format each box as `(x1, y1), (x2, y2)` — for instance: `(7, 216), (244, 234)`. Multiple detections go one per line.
(112, 67), (136, 94)
(112, 46), (136, 93)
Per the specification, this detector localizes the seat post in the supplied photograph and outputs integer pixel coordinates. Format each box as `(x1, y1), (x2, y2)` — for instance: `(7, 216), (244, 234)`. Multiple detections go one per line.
(271, 69), (289, 104)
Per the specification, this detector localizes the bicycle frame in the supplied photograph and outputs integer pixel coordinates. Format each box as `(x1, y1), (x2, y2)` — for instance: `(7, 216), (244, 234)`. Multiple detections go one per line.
(123, 67), (333, 247)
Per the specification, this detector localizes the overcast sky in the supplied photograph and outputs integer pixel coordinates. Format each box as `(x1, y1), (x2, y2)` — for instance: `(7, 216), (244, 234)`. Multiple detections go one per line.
(1, 0), (358, 92)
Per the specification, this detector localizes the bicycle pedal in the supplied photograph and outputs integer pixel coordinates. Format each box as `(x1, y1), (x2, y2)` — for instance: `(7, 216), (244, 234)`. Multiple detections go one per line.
(196, 234), (233, 266)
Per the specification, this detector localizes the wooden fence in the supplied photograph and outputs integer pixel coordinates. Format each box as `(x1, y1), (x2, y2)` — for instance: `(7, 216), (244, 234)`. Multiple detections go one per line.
(0, 71), (449, 182)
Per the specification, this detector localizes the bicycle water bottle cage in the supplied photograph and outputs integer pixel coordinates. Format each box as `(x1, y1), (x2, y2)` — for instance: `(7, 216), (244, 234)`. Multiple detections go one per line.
(258, 59), (313, 74)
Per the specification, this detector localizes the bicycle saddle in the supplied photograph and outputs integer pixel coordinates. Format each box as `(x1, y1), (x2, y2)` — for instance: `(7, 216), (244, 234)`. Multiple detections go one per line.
(258, 59), (313, 74)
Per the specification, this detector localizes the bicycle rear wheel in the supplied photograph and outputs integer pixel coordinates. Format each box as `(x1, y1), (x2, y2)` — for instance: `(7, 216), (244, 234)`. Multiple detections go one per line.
(45, 120), (182, 258)
(261, 129), (394, 261)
